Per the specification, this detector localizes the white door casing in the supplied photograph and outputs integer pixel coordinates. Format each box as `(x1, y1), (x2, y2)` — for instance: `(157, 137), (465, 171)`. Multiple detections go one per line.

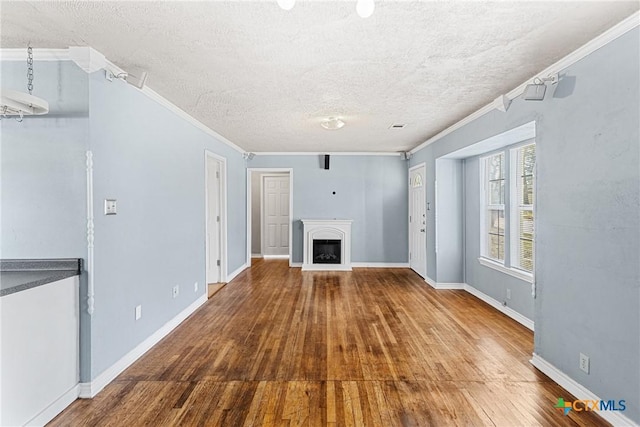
(409, 164), (427, 278)
(262, 175), (290, 257)
(206, 154), (223, 283)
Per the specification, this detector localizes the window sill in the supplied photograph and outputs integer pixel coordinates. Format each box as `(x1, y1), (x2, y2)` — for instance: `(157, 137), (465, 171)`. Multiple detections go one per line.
(477, 257), (533, 283)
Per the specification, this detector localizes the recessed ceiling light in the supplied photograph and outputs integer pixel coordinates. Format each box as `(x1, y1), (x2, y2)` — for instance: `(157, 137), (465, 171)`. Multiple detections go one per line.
(321, 117), (345, 130)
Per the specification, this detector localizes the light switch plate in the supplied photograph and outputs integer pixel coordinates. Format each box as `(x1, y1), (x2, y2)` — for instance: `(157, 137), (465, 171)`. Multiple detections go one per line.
(104, 199), (117, 215)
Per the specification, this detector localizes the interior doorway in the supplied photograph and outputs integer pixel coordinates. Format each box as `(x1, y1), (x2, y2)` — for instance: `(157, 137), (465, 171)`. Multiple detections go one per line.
(409, 163), (427, 278)
(205, 151), (227, 287)
(262, 174), (290, 257)
(247, 169), (293, 266)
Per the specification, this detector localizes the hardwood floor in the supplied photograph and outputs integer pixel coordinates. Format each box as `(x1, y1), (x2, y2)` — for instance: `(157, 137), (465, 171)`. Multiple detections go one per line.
(50, 259), (607, 426)
(208, 282), (226, 298)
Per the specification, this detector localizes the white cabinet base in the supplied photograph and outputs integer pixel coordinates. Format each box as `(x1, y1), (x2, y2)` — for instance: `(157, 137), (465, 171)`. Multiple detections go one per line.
(0, 276), (79, 426)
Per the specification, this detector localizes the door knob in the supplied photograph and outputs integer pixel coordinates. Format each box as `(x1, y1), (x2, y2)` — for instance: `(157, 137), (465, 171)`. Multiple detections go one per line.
(420, 228), (425, 232)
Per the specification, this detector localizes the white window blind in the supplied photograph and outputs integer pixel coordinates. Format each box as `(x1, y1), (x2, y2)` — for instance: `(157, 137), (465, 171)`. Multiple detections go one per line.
(513, 144), (536, 272)
(485, 153), (505, 262)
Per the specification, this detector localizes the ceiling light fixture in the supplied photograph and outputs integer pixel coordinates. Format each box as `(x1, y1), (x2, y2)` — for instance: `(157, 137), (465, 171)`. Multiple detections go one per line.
(320, 117), (345, 130)
(277, 0), (295, 11)
(356, 0), (375, 18)
(0, 45), (49, 122)
(523, 74), (559, 101)
(276, 0), (374, 17)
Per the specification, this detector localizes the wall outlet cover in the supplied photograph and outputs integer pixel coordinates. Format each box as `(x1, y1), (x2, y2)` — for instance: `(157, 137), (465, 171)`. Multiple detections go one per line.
(135, 305), (142, 320)
(579, 353), (590, 374)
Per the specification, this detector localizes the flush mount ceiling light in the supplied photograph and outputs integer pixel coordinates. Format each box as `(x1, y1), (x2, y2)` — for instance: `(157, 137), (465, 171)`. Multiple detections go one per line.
(320, 117), (345, 130)
(276, 0), (375, 17)
(523, 74), (559, 101)
(356, 0), (375, 18)
(0, 45), (49, 122)
(277, 0), (295, 11)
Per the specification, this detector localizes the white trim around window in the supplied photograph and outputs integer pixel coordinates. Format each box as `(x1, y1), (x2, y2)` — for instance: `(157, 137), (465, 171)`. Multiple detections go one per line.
(477, 257), (533, 283)
(478, 139), (536, 282)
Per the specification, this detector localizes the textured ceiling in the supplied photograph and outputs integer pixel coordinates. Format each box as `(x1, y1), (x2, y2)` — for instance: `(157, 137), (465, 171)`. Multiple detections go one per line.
(1, 1), (638, 152)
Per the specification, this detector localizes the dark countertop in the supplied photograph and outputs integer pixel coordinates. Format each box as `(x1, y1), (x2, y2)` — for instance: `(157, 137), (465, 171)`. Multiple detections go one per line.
(0, 259), (82, 297)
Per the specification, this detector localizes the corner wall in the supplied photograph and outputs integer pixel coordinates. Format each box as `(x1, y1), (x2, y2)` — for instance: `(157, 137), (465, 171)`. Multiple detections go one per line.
(87, 71), (246, 379)
(410, 28), (640, 422)
(1, 60), (92, 380)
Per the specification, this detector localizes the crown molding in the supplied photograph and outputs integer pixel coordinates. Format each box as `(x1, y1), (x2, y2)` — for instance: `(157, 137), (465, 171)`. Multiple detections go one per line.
(100, 57), (244, 153)
(69, 47), (105, 73)
(253, 151), (402, 156)
(141, 86), (245, 153)
(0, 47), (245, 154)
(410, 11), (640, 154)
(0, 48), (70, 61)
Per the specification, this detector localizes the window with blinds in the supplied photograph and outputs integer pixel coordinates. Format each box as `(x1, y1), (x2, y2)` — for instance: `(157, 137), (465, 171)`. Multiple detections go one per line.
(480, 141), (536, 277)
(485, 153), (505, 262)
(513, 144), (536, 272)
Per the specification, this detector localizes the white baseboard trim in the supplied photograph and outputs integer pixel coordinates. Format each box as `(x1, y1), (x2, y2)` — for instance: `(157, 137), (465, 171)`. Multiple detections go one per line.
(351, 262), (410, 268)
(403, 275), (534, 331)
(251, 253), (263, 258)
(530, 354), (638, 427)
(291, 262), (410, 269)
(78, 294), (207, 398)
(463, 284), (534, 331)
(423, 275), (465, 290)
(226, 263), (248, 282)
(27, 384), (79, 426)
(262, 254), (290, 259)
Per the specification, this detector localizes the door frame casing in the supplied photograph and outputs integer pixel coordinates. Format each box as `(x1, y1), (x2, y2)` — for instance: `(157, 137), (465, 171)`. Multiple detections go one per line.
(408, 162), (427, 279)
(205, 150), (228, 283)
(246, 168), (294, 267)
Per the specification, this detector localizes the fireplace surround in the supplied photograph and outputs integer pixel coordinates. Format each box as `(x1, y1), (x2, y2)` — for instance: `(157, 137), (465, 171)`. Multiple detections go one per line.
(301, 219), (352, 271)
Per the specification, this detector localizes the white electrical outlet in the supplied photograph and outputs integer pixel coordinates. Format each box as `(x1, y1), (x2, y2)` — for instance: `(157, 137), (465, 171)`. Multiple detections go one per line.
(135, 305), (142, 320)
(579, 353), (590, 374)
(172, 285), (179, 298)
(194, 282), (198, 292)
(506, 288), (511, 300)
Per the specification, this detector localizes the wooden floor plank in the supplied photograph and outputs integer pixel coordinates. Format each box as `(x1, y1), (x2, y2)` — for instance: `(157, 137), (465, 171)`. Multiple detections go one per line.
(48, 259), (608, 426)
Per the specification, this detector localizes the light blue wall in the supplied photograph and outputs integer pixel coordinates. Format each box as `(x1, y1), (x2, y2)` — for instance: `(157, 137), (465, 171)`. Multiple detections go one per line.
(1, 59), (247, 382)
(463, 154), (534, 320)
(1, 61), (88, 259)
(1, 60), (93, 380)
(87, 73), (246, 379)
(435, 159), (463, 283)
(411, 28), (639, 422)
(248, 155), (408, 263)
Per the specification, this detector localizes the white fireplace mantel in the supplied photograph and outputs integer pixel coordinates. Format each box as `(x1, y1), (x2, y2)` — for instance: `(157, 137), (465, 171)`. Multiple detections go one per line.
(301, 219), (352, 271)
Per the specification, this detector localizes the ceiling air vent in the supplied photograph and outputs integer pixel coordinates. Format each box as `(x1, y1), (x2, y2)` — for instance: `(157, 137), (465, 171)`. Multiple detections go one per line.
(389, 123), (407, 129)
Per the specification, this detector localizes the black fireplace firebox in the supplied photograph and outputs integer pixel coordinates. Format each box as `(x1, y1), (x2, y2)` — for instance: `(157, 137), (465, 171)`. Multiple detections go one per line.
(312, 239), (341, 264)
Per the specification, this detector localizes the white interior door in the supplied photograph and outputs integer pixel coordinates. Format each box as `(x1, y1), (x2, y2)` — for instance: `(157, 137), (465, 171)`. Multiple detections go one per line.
(409, 165), (427, 278)
(262, 175), (290, 257)
(206, 156), (221, 283)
